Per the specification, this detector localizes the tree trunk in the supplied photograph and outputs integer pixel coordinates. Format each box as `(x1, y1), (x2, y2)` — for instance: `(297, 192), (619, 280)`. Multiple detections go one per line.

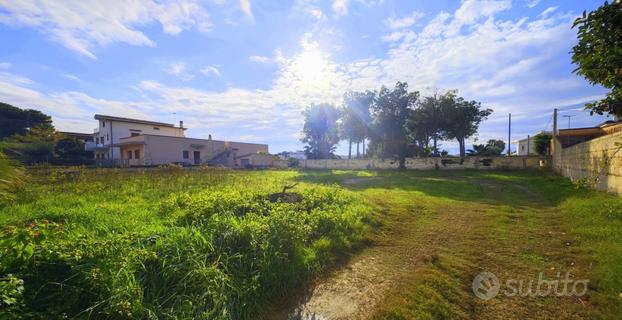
(348, 139), (352, 159)
(362, 139), (366, 158)
(433, 136), (438, 157)
(356, 142), (360, 158)
(458, 138), (466, 164)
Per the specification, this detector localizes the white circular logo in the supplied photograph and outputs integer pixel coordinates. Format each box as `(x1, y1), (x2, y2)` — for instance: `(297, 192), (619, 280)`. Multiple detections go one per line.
(472, 271), (500, 300)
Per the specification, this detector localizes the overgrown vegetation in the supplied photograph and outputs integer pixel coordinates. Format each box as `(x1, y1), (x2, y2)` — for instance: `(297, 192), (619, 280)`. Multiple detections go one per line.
(0, 169), (371, 319)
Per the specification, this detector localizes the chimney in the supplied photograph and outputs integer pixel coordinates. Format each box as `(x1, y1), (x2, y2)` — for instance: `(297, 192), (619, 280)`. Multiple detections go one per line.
(208, 134), (212, 140)
(179, 120), (184, 128)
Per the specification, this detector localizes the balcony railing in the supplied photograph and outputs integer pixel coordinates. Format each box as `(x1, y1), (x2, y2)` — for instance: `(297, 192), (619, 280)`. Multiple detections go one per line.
(85, 141), (109, 151)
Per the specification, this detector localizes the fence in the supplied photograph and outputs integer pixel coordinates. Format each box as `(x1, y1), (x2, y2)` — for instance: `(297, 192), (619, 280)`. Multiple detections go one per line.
(553, 131), (622, 195)
(298, 155), (551, 170)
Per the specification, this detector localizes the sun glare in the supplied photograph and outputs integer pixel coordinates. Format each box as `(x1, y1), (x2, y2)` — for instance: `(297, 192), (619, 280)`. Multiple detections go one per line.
(292, 49), (330, 89)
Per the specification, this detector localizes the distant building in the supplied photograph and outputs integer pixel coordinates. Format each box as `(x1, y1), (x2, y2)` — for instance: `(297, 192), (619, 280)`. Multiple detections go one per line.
(85, 114), (269, 167)
(557, 120), (622, 148)
(514, 131), (552, 155)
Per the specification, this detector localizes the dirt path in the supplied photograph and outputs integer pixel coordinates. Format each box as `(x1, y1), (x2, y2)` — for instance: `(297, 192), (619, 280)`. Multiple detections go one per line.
(271, 189), (485, 320)
(270, 175), (595, 319)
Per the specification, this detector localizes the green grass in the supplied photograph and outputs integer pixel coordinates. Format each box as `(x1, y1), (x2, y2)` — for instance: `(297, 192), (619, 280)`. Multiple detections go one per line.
(0, 168), (372, 319)
(1, 168), (621, 319)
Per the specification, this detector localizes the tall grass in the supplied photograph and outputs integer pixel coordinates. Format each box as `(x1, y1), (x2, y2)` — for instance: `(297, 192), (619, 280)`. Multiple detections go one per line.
(0, 168), (372, 319)
(0, 151), (24, 204)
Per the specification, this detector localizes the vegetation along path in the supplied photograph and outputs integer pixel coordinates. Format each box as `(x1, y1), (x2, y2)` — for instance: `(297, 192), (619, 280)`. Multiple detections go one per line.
(271, 170), (622, 319)
(1, 169), (621, 319)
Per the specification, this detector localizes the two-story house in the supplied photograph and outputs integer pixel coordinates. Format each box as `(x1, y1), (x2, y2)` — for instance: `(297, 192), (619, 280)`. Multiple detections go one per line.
(85, 114), (270, 167)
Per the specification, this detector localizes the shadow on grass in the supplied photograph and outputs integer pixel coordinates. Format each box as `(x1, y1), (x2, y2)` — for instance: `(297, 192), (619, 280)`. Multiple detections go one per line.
(293, 169), (581, 209)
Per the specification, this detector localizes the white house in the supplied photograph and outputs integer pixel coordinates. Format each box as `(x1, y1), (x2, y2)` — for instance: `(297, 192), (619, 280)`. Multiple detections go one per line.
(85, 114), (270, 167)
(514, 131), (551, 156)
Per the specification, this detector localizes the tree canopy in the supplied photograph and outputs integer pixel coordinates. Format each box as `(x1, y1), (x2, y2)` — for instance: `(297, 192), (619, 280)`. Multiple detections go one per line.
(301, 103), (341, 159)
(572, 1), (622, 116)
(440, 92), (492, 160)
(0, 102), (53, 139)
(534, 133), (552, 155)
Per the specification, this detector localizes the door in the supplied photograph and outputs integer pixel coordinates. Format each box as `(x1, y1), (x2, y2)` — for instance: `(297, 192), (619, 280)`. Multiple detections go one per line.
(193, 151), (201, 165)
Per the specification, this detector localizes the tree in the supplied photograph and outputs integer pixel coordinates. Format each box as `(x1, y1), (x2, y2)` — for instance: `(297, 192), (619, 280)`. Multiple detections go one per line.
(1, 125), (57, 164)
(408, 91), (451, 156)
(301, 103), (341, 159)
(572, 1), (622, 116)
(0, 102), (53, 139)
(534, 133), (552, 155)
(442, 93), (492, 161)
(341, 91), (374, 159)
(467, 139), (505, 156)
(370, 82), (419, 169)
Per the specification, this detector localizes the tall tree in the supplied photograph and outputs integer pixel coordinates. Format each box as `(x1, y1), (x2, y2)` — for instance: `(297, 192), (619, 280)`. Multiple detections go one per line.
(572, 1), (622, 116)
(442, 93), (492, 161)
(408, 92), (451, 156)
(370, 82), (419, 169)
(301, 103), (341, 159)
(0, 102), (53, 139)
(341, 91), (374, 159)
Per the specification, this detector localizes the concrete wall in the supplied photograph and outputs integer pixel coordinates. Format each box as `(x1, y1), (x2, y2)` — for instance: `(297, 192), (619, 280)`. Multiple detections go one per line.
(553, 131), (622, 195)
(299, 156), (551, 170)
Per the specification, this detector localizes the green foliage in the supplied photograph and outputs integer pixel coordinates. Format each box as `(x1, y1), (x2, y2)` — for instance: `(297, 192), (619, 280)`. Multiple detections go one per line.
(0, 169), (371, 319)
(0, 151), (25, 204)
(0, 102), (54, 139)
(441, 92), (492, 159)
(370, 82), (419, 168)
(301, 103), (341, 159)
(534, 133), (552, 155)
(341, 91), (374, 158)
(467, 139), (505, 156)
(572, 1), (622, 116)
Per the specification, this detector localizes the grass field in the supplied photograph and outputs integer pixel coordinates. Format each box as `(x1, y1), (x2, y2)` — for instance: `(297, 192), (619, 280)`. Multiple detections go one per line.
(1, 168), (621, 319)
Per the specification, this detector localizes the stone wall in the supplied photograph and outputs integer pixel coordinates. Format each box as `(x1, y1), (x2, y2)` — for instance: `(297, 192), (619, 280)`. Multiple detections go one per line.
(299, 156), (551, 170)
(553, 131), (622, 195)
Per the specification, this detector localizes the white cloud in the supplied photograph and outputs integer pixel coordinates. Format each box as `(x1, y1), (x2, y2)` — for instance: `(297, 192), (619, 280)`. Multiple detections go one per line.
(63, 74), (83, 82)
(540, 7), (557, 17)
(332, 0), (348, 16)
(0, 0), (212, 59)
(455, 0), (512, 24)
(249, 55), (271, 63)
(0, 62), (10, 69)
(239, 0), (253, 19)
(386, 11), (424, 29)
(201, 65), (221, 77)
(167, 62), (195, 81)
(526, 0), (542, 8)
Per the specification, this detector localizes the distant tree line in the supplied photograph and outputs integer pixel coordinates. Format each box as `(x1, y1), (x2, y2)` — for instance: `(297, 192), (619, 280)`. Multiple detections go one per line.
(301, 82), (493, 168)
(0, 102), (93, 165)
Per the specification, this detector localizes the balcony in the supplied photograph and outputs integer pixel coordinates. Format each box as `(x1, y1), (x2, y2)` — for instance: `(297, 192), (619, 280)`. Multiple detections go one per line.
(85, 141), (109, 151)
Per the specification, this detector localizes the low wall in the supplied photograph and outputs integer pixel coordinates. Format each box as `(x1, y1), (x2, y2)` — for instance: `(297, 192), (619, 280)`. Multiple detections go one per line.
(299, 156), (551, 170)
(553, 131), (622, 195)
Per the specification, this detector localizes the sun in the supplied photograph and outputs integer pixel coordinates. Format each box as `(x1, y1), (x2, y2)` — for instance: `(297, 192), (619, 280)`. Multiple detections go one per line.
(292, 49), (330, 89)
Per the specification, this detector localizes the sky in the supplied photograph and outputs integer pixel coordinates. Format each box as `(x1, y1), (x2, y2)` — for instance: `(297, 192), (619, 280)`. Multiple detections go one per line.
(0, 0), (613, 155)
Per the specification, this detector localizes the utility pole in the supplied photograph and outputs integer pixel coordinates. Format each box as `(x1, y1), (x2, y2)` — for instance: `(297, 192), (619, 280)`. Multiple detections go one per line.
(552, 108), (558, 155)
(562, 114), (575, 129)
(507, 113), (512, 156)
(527, 134), (530, 155)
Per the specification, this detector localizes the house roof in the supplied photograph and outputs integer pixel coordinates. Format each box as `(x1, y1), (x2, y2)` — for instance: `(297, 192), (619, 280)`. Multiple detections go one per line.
(94, 114), (177, 128)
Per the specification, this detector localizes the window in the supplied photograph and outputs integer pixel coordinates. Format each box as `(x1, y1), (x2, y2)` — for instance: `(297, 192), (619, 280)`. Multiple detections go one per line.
(183, 150), (189, 159)
(127, 150), (132, 159)
(131, 133), (140, 137)
(102, 121), (105, 127)
(134, 150), (140, 159)
(106, 134), (109, 141)
(153, 127), (160, 130)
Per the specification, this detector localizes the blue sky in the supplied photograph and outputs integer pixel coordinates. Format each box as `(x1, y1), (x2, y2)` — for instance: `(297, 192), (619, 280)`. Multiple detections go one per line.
(0, 0), (612, 154)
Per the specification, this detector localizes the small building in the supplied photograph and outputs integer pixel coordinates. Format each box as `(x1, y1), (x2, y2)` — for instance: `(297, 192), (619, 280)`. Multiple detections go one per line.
(557, 120), (622, 148)
(85, 114), (269, 167)
(514, 131), (551, 155)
